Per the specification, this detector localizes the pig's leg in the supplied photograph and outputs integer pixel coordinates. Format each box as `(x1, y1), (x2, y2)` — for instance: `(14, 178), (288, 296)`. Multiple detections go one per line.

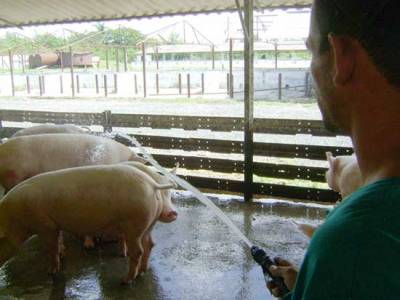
(121, 234), (144, 284)
(139, 232), (154, 274)
(39, 230), (62, 274)
(118, 233), (127, 257)
(0, 236), (22, 267)
(58, 232), (66, 258)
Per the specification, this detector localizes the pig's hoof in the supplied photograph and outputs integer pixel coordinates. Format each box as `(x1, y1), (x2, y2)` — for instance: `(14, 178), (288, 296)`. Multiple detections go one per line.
(120, 277), (131, 285)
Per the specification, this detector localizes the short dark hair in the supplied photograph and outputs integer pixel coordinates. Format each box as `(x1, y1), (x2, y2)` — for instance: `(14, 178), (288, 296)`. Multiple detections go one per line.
(314, 0), (400, 86)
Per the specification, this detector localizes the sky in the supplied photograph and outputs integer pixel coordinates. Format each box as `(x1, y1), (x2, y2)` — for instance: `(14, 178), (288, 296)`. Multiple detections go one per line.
(0, 9), (311, 45)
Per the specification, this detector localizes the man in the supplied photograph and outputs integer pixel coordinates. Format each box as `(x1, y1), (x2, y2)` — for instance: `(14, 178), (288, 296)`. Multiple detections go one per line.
(267, 0), (400, 299)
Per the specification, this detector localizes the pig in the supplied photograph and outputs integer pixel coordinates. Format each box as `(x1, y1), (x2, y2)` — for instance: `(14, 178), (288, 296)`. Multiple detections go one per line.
(11, 124), (90, 138)
(0, 164), (177, 283)
(296, 152), (363, 239)
(83, 161), (179, 254)
(0, 133), (146, 192)
(325, 151), (363, 199)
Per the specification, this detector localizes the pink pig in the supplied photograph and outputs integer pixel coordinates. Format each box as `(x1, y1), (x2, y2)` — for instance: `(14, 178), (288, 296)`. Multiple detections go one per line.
(0, 164), (177, 283)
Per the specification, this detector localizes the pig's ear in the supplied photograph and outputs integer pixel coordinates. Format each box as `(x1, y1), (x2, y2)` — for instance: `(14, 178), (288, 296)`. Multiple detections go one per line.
(326, 152), (336, 168)
(171, 162), (180, 174)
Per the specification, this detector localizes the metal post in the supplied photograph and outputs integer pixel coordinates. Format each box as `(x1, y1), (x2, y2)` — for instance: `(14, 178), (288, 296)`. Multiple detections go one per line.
(274, 43), (278, 70)
(211, 45), (215, 70)
(142, 43), (147, 98)
(115, 48), (120, 72)
(156, 73), (159, 94)
(60, 51), (64, 72)
(41, 75), (45, 94)
(226, 73), (230, 95)
(39, 76), (43, 96)
(26, 75), (30, 94)
(243, 0), (254, 202)
(104, 74), (108, 97)
(187, 74), (191, 98)
(60, 75), (63, 94)
(201, 73), (205, 94)
(95, 74), (99, 94)
(123, 48), (128, 72)
(114, 73), (118, 94)
(229, 38), (234, 98)
(76, 74), (80, 94)
(21, 55), (25, 73)
(106, 49), (109, 70)
(156, 47), (159, 70)
(305, 72), (311, 98)
(134, 74), (138, 94)
(230, 75), (234, 98)
(278, 73), (282, 100)
(8, 51), (15, 96)
(178, 73), (182, 94)
(102, 110), (112, 133)
(69, 47), (75, 97)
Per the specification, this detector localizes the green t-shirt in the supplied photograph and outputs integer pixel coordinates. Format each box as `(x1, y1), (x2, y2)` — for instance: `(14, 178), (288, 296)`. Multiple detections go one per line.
(284, 178), (400, 300)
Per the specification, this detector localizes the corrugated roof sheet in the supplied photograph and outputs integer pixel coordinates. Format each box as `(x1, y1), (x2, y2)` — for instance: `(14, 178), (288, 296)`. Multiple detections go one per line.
(0, 0), (312, 28)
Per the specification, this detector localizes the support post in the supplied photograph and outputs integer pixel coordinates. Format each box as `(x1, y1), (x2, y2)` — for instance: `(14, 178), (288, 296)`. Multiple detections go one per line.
(8, 50), (15, 96)
(21, 55), (25, 73)
(60, 75), (63, 94)
(274, 43), (278, 70)
(123, 48), (128, 72)
(201, 73), (205, 94)
(39, 76), (43, 96)
(226, 73), (230, 95)
(104, 74), (108, 97)
(211, 45), (215, 70)
(156, 73), (159, 95)
(60, 51), (64, 72)
(95, 74), (99, 94)
(69, 47), (75, 97)
(187, 74), (191, 98)
(26, 75), (30, 94)
(115, 48), (120, 72)
(156, 47), (159, 70)
(142, 43), (147, 98)
(134, 74), (138, 94)
(243, 0), (254, 202)
(229, 38), (234, 98)
(278, 73), (282, 100)
(178, 73), (182, 94)
(114, 73), (118, 94)
(41, 75), (45, 94)
(102, 110), (112, 133)
(76, 74), (80, 94)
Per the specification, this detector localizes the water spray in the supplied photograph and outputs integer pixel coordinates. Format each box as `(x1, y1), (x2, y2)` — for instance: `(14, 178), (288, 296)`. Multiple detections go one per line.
(112, 132), (288, 294)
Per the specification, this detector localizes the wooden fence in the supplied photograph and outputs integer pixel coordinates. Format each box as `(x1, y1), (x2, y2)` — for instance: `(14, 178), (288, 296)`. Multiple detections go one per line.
(0, 109), (349, 203)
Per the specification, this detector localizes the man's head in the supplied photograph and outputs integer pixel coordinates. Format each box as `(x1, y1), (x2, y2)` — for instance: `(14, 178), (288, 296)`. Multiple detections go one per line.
(307, 0), (400, 134)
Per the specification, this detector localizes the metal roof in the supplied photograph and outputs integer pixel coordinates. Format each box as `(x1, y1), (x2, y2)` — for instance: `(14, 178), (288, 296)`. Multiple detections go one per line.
(0, 0), (312, 28)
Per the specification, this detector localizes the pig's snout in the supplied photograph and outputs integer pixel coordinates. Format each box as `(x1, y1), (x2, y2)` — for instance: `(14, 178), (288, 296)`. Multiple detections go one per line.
(159, 210), (178, 223)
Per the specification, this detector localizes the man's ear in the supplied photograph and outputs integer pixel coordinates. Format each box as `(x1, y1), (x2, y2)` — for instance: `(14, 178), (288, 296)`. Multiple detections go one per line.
(328, 34), (356, 86)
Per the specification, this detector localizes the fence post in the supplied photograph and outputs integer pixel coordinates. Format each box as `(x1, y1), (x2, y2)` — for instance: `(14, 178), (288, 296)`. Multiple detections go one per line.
(230, 75), (234, 98)
(229, 38), (234, 98)
(123, 48), (128, 72)
(95, 74), (99, 94)
(304, 72), (311, 98)
(76, 74), (80, 94)
(274, 43), (278, 70)
(26, 75), (30, 94)
(115, 48), (120, 73)
(278, 73), (282, 100)
(69, 47), (75, 97)
(60, 51), (64, 73)
(134, 74), (138, 94)
(42, 75), (46, 94)
(8, 50), (15, 96)
(201, 73), (205, 94)
(211, 45), (215, 70)
(156, 73), (159, 95)
(155, 46), (159, 70)
(226, 73), (230, 95)
(60, 75), (63, 94)
(178, 73), (182, 94)
(142, 43), (147, 98)
(102, 110), (112, 133)
(39, 76), (43, 96)
(114, 73), (118, 94)
(104, 74), (108, 97)
(187, 74), (191, 98)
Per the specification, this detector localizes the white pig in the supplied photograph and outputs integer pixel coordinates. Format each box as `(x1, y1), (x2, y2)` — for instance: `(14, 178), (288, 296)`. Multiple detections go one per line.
(11, 124), (90, 138)
(0, 164), (177, 283)
(325, 151), (363, 199)
(297, 152), (364, 239)
(83, 161), (178, 253)
(0, 133), (146, 191)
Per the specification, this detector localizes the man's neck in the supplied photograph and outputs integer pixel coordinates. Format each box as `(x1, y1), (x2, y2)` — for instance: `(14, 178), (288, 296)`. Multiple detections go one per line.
(351, 104), (400, 185)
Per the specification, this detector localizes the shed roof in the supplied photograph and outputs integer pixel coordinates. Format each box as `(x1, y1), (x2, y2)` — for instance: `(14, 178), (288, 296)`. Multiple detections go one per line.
(0, 0), (312, 28)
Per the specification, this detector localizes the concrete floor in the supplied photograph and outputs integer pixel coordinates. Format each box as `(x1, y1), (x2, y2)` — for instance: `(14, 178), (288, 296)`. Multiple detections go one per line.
(0, 192), (328, 300)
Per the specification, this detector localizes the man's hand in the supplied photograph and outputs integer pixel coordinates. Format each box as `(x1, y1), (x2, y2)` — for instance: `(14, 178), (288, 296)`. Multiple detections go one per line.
(267, 257), (298, 298)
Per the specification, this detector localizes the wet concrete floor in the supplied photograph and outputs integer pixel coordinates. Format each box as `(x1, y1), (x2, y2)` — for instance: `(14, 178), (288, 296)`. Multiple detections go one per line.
(0, 192), (329, 300)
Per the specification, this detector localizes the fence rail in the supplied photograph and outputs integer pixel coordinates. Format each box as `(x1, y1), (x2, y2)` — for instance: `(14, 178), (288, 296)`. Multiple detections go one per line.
(0, 109), (345, 202)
